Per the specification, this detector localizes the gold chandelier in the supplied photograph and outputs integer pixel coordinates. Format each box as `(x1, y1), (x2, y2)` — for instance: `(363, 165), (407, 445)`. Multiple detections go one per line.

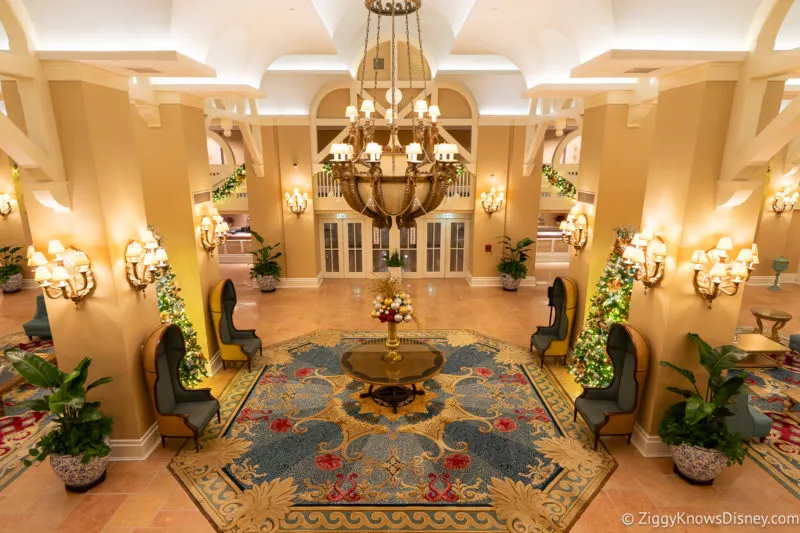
(329, 0), (457, 231)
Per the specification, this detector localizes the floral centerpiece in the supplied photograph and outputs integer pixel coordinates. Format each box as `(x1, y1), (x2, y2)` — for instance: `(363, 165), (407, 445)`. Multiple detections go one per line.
(369, 277), (419, 363)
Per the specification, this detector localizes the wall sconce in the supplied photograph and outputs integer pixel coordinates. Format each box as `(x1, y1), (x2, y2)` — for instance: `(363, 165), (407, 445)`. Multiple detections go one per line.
(285, 188), (309, 216)
(623, 227), (667, 293)
(690, 238), (759, 309)
(199, 207), (228, 255)
(559, 206), (588, 254)
(0, 193), (12, 219)
(125, 230), (169, 293)
(28, 240), (96, 306)
(772, 188), (798, 214)
(480, 187), (504, 216)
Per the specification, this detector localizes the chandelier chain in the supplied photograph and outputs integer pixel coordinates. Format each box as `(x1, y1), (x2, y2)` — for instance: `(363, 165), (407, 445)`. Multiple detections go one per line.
(390, 1), (397, 175)
(415, 9), (427, 98)
(360, 9), (372, 96)
(373, 13), (381, 91)
(405, 13), (413, 95)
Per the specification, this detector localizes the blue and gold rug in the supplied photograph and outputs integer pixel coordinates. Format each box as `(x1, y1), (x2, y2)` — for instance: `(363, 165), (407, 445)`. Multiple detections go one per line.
(169, 330), (616, 532)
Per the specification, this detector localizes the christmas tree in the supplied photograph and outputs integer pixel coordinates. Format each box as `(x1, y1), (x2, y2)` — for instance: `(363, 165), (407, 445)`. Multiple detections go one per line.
(150, 227), (208, 387)
(569, 227), (635, 387)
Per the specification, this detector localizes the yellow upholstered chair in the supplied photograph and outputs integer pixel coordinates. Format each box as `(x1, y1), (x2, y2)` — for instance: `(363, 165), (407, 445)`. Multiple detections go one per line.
(530, 276), (578, 367)
(209, 279), (262, 372)
(574, 323), (650, 449)
(142, 324), (220, 451)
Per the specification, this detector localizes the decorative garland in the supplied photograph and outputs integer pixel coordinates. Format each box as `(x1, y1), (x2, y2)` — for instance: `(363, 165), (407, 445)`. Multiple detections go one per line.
(212, 164), (247, 203)
(542, 164), (576, 199)
(150, 226), (208, 387)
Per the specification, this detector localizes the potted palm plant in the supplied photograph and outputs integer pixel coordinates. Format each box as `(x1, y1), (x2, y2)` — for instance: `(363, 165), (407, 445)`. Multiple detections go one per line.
(496, 236), (535, 291)
(658, 333), (748, 485)
(0, 245), (24, 294)
(249, 231), (281, 292)
(387, 250), (404, 279)
(5, 349), (113, 492)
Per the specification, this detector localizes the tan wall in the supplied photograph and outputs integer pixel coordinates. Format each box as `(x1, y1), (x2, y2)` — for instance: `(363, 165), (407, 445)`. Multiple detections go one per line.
(628, 79), (773, 435)
(504, 129), (541, 275)
(133, 102), (221, 360)
(0, 152), (31, 271)
(317, 88), (350, 119)
(248, 125), (319, 279)
(568, 103), (655, 334)
(10, 79), (161, 439)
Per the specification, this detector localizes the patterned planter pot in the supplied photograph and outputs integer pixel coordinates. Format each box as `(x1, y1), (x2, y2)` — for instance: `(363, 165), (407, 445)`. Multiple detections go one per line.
(49, 440), (111, 492)
(672, 443), (726, 485)
(500, 273), (522, 291)
(256, 275), (277, 293)
(387, 267), (402, 279)
(1, 272), (23, 294)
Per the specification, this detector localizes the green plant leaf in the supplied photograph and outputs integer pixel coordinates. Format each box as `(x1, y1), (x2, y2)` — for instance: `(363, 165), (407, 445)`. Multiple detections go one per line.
(666, 386), (695, 399)
(4, 349), (64, 388)
(684, 396), (715, 425)
(687, 333), (716, 372)
(713, 374), (746, 407)
(16, 398), (50, 412)
(659, 360), (697, 385)
(86, 376), (113, 392)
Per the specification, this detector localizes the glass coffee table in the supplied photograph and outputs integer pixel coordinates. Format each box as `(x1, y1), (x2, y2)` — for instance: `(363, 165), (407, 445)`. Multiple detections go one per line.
(340, 338), (445, 413)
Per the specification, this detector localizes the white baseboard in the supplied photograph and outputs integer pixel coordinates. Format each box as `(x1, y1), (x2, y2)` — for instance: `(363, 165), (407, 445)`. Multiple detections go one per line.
(219, 254), (251, 264)
(536, 254), (570, 263)
(110, 422), (160, 461)
(277, 277), (323, 288)
(22, 279), (37, 289)
(209, 350), (222, 375)
(747, 274), (797, 286)
(466, 274), (537, 287)
(631, 422), (671, 457)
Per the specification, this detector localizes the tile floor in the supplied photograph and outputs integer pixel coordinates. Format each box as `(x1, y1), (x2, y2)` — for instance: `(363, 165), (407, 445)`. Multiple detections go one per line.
(1, 264), (799, 532)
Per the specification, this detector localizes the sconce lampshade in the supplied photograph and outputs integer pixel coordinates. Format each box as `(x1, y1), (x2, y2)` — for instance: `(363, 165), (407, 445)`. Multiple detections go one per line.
(51, 266), (70, 282)
(34, 267), (52, 283)
(650, 241), (667, 257)
(708, 263), (728, 278)
(715, 237), (733, 251)
(48, 240), (66, 255)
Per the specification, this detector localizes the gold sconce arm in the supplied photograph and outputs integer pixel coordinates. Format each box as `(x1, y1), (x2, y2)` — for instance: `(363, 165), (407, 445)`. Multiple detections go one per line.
(31, 242), (96, 307)
(559, 210), (588, 254)
(690, 238), (757, 309)
(624, 232), (668, 293)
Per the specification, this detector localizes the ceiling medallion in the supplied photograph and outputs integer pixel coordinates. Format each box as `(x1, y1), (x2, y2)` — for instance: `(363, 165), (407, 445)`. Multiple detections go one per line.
(330, 0), (457, 230)
(365, 0), (421, 16)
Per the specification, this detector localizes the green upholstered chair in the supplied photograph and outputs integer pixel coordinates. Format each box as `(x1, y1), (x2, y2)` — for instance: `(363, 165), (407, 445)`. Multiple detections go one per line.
(23, 294), (52, 340)
(142, 324), (220, 452)
(210, 279), (262, 372)
(725, 390), (771, 442)
(574, 323), (650, 449)
(530, 276), (577, 367)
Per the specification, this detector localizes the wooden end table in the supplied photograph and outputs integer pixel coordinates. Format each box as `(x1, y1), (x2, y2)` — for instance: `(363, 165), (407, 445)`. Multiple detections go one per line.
(750, 307), (792, 341)
(341, 338), (444, 413)
(732, 334), (790, 368)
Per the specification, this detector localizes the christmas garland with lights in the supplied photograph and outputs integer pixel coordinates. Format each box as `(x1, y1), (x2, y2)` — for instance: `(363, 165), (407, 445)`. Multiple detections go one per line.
(150, 226), (208, 387)
(542, 164), (576, 199)
(212, 164), (247, 203)
(569, 227), (636, 387)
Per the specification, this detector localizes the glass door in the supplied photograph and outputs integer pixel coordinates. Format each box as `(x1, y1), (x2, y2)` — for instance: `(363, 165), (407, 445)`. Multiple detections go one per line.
(446, 221), (468, 278)
(321, 221), (343, 278)
(344, 221), (365, 277)
(399, 227), (419, 277)
(372, 225), (390, 273)
(424, 221), (444, 276)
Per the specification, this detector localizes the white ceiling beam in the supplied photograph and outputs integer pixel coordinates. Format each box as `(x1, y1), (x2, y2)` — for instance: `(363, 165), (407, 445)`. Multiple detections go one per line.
(0, 50), (35, 78)
(746, 0), (796, 53)
(749, 48), (800, 78)
(742, 95), (800, 170)
(522, 124), (546, 177)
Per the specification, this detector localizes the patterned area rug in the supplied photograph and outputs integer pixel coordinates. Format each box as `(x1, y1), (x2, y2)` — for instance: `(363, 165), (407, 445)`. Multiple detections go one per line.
(169, 330), (616, 533)
(0, 333), (55, 491)
(729, 340), (800, 498)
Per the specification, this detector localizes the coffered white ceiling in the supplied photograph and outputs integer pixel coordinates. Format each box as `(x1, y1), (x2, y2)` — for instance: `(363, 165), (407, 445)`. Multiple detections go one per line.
(10, 0), (800, 116)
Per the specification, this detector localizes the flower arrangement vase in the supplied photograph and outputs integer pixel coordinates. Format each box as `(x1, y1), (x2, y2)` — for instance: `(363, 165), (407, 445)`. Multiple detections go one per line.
(387, 266), (402, 279)
(383, 321), (403, 364)
(1, 272), (22, 293)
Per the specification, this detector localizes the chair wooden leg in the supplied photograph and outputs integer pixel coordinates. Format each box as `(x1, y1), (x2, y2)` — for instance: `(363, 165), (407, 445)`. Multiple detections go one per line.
(627, 433), (632, 445)
(27, 336), (32, 341)
(160, 435), (166, 448)
(573, 409), (577, 422)
(529, 339), (533, 353)
(593, 432), (599, 450)
(216, 409), (221, 423)
(247, 359), (251, 372)
(760, 436), (766, 443)
(194, 435), (200, 453)
(221, 359), (226, 370)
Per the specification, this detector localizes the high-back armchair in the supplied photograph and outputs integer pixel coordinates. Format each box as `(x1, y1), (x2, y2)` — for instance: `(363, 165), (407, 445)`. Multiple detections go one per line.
(142, 324), (220, 451)
(209, 279), (262, 372)
(530, 276), (577, 367)
(574, 323), (650, 449)
(23, 294), (52, 340)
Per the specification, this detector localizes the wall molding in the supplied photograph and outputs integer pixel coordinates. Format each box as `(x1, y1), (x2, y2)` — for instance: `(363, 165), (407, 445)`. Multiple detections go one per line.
(466, 274), (537, 287)
(110, 422), (160, 461)
(747, 274), (797, 286)
(209, 350), (222, 376)
(631, 423), (671, 458)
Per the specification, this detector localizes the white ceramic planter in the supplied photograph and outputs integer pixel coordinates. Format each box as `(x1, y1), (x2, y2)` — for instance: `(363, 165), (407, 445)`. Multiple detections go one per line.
(387, 266), (402, 279)
(256, 275), (277, 293)
(1, 272), (22, 294)
(500, 273), (522, 291)
(49, 441), (111, 492)
(672, 443), (726, 485)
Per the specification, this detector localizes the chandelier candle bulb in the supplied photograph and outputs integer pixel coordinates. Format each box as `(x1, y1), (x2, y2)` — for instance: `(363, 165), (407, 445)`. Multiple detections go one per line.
(428, 105), (440, 122)
(414, 99), (428, 118)
(360, 99), (375, 118)
(345, 105), (358, 122)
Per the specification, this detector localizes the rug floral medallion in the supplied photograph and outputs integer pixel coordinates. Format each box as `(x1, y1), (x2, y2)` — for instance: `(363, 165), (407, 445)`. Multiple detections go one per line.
(169, 330), (616, 532)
